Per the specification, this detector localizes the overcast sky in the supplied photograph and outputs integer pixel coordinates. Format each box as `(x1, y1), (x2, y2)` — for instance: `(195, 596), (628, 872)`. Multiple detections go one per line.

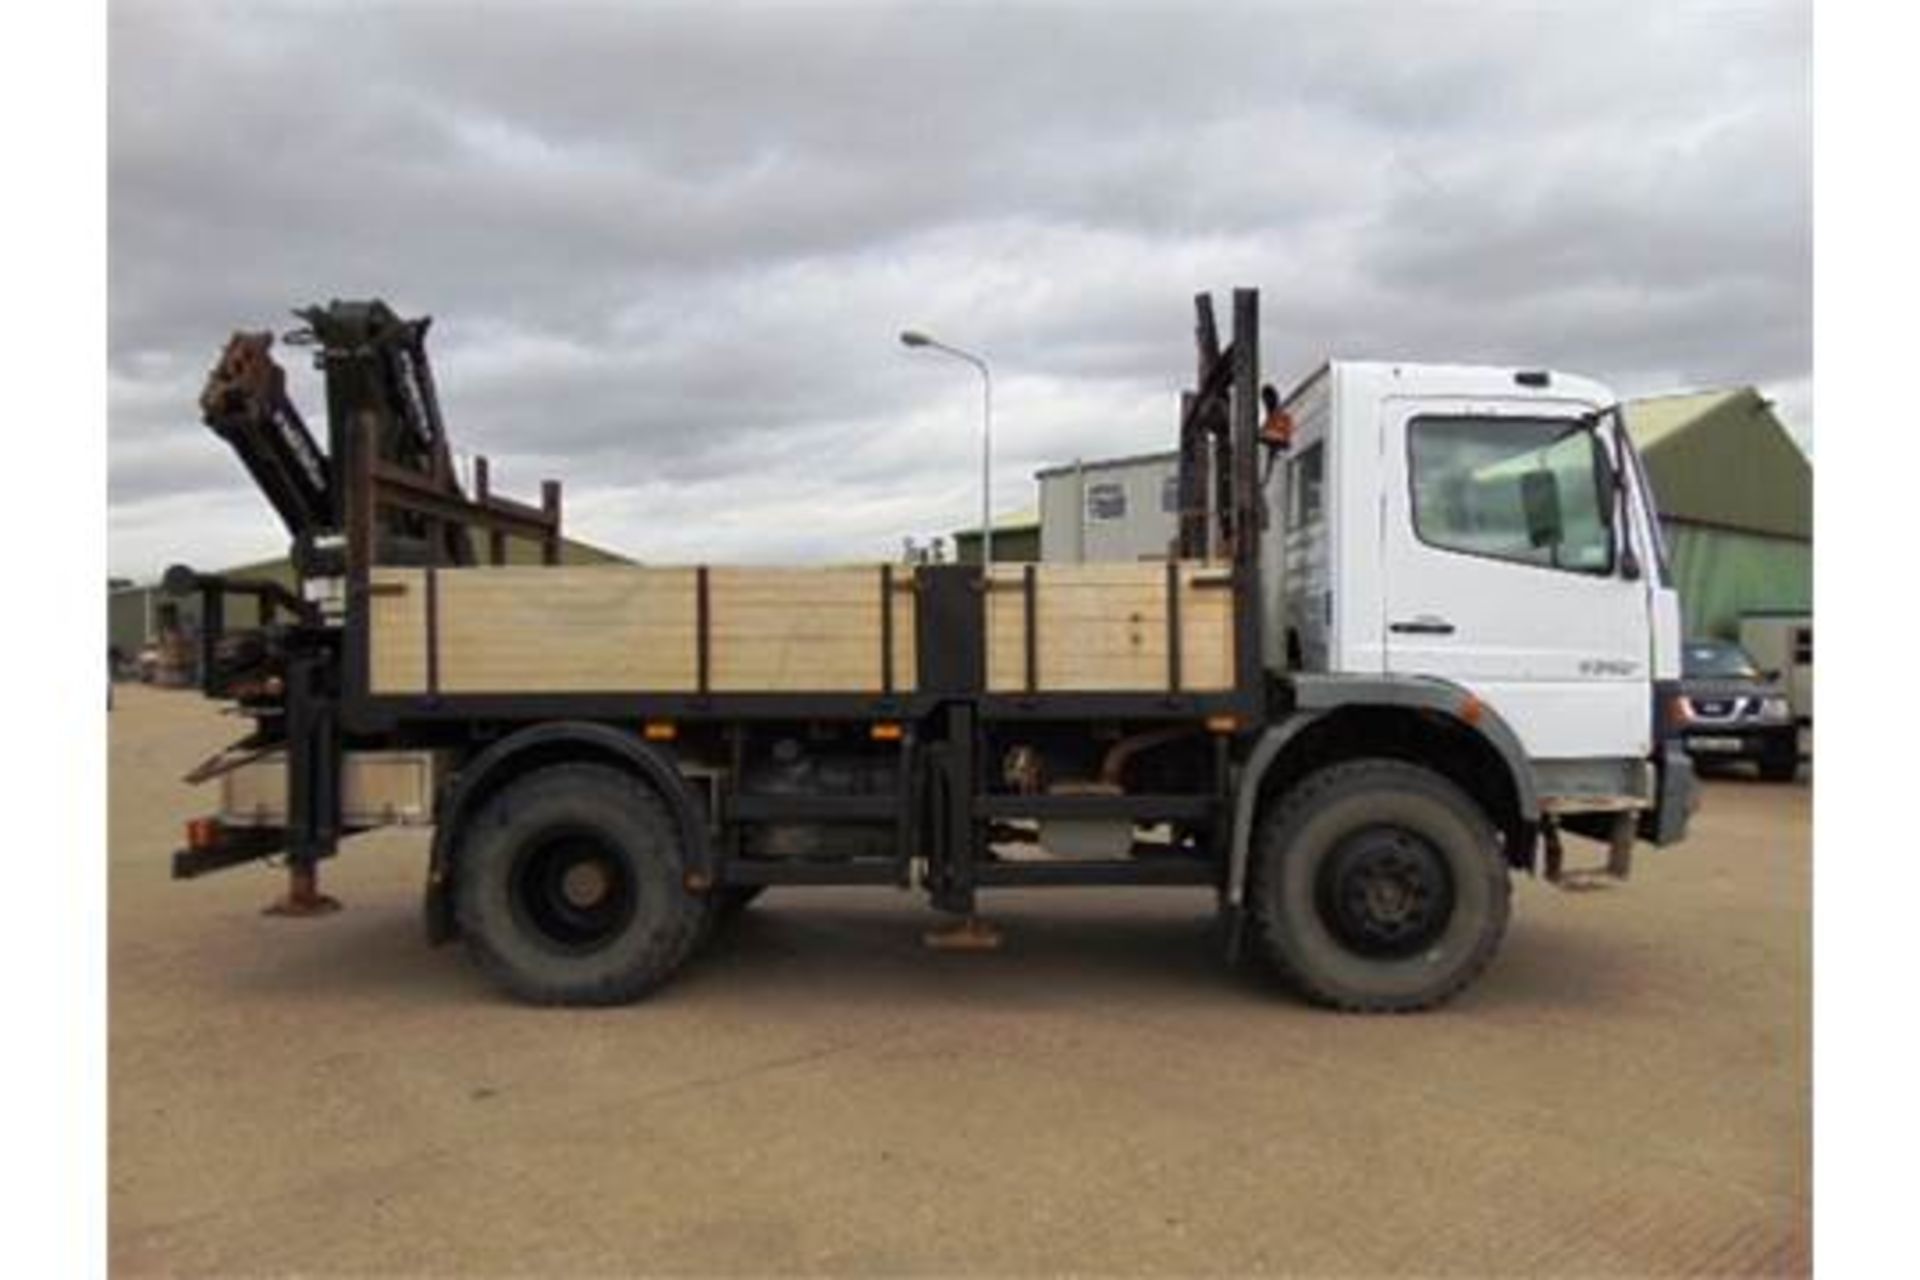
(108, 0), (1810, 579)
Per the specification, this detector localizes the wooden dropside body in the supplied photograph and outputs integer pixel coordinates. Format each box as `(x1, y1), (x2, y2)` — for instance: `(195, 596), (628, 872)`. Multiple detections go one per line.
(366, 561), (1236, 698)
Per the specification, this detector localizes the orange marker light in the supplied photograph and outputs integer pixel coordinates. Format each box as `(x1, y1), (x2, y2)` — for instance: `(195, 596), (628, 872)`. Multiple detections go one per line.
(185, 817), (222, 850)
(1206, 715), (1240, 735)
(1260, 409), (1295, 448)
(870, 722), (905, 742)
(1458, 695), (1485, 727)
(643, 720), (678, 742)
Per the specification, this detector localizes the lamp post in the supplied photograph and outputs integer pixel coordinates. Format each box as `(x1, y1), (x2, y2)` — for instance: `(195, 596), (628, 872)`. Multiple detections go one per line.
(900, 330), (993, 567)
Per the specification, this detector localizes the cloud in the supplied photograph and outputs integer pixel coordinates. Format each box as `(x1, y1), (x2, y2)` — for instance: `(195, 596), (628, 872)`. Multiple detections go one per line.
(108, 0), (1811, 579)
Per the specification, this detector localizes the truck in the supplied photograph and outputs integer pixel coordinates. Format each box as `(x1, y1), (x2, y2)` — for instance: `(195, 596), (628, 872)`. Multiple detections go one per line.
(168, 288), (1695, 1013)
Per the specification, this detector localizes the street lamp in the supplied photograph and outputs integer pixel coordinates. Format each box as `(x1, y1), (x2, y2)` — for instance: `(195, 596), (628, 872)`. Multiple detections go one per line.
(900, 329), (994, 567)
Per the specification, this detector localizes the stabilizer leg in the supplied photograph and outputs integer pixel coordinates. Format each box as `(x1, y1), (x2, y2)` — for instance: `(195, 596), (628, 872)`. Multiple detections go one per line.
(264, 862), (341, 917)
(923, 915), (1003, 952)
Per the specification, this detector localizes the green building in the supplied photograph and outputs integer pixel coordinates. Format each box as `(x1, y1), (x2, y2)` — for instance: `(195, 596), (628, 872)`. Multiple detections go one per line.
(951, 508), (1042, 565)
(1625, 387), (1811, 640)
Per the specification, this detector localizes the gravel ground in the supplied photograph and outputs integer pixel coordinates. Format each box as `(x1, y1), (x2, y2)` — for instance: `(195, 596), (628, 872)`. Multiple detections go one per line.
(109, 684), (1810, 1276)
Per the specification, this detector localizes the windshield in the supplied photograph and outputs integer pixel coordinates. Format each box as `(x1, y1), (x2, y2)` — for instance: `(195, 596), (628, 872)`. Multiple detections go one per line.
(1683, 640), (1761, 680)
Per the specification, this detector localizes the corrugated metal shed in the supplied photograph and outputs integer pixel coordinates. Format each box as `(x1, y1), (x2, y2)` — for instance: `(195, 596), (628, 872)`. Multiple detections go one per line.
(1625, 387), (1811, 639)
(951, 507), (1041, 564)
(1626, 388), (1810, 539)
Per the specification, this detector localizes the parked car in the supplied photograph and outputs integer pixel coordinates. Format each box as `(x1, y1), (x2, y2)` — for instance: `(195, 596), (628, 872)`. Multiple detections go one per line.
(1677, 638), (1800, 781)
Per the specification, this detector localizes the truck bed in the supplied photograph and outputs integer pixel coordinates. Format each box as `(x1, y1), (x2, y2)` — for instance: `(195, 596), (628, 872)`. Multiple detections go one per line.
(365, 561), (1237, 697)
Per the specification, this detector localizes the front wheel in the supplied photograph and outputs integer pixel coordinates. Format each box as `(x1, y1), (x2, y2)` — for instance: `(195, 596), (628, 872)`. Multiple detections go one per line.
(1248, 759), (1510, 1013)
(453, 762), (706, 1005)
(1757, 734), (1800, 783)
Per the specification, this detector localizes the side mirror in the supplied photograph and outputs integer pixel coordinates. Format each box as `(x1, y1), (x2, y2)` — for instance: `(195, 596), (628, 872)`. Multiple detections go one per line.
(1520, 470), (1562, 548)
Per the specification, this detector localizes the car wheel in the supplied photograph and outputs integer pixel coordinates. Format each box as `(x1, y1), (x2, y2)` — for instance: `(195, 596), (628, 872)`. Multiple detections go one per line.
(1758, 736), (1799, 783)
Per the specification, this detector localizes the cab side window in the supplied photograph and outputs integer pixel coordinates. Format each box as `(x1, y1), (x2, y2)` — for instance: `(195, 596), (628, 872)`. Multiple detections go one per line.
(1409, 416), (1614, 575)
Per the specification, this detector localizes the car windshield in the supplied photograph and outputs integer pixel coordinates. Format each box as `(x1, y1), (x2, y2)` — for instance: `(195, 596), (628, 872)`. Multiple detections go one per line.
(1683, 640), (1761, 680)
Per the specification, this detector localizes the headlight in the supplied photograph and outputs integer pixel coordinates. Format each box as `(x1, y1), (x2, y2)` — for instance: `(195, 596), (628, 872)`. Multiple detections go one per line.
(1761, 697), (1791, 720)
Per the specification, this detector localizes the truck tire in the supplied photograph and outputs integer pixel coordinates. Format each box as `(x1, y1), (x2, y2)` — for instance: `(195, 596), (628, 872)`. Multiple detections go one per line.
(1248, 759), (1510, 1013)
(453, 762), (705, 1005)
(1758, 735), (1799, 783)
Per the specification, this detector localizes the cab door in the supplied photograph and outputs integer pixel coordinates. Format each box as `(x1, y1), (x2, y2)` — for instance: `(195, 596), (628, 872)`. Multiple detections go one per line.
(1379, 400), (1651, 760)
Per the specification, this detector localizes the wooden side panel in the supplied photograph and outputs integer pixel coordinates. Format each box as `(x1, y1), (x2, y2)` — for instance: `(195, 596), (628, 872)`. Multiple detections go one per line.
(985, 562), (1235, 692)
(437, 566), (699, 693)
(709, 567), (913, 693)
(367, 560), (1226, 697)
(368, 563), (919, 695)
(889, 577), (919, 694)
(368, 567), (428, 694)
(1178, 568), (1236, 690)
(985, 570), (1031, 692)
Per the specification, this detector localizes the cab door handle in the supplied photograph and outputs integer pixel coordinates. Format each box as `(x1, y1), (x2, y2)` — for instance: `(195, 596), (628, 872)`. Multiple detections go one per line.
(1390, 616), (1456, 635)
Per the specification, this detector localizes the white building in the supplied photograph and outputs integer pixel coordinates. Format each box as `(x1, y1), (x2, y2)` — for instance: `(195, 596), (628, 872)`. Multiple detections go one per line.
(1035, 450), (1182, 562)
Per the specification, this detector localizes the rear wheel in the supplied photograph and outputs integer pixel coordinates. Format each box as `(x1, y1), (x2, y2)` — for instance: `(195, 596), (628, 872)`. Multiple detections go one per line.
(1248, 759), (1510, 1013)
(454, 762), (705, 1005)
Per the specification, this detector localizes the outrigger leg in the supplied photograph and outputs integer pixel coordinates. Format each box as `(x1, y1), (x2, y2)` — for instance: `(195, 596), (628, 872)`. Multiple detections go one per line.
(264, 860), (341, 917)
(264, 649), (342, 916)
(923, 915), (1003, 952)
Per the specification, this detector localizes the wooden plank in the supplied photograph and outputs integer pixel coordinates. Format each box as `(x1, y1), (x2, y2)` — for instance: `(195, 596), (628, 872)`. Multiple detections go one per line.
(372, 563), (921, 695)
(368, 567), (428, 693)
(437, 566), (699, 693)
(986, 562), (1234, 692)
(1178, 570), (1235, 689)
(369, 559), (1222, 697)
(709, 567), (915, 692)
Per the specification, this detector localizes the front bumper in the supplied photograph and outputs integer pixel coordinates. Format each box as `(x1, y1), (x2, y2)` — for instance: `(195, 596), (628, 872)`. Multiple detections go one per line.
(1680, 723), (1796, 761)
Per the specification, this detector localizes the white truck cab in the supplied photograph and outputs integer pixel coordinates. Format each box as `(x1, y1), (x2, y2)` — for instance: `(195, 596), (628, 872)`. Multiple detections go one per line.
(1267, 360), (1684, 765)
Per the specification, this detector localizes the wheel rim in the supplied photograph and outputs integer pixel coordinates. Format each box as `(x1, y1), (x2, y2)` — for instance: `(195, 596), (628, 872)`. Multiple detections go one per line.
(1314, 825), (1455, 959)
(510, 828), (637, 952)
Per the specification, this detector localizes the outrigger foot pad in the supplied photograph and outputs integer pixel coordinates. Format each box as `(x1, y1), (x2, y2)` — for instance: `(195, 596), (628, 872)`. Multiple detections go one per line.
(263, 866), (342, 917)
(923, 916), (1003, 952)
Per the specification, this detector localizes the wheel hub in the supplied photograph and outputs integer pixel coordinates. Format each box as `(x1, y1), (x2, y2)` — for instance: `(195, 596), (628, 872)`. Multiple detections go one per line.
(1316, 826), (1455, 959)
(560, 859), (612, 909)
(512, 831), (637, 952)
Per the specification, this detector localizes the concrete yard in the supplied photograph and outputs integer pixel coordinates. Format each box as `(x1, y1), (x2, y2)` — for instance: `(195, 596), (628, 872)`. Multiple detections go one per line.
(109, 684), (1810, 1276)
